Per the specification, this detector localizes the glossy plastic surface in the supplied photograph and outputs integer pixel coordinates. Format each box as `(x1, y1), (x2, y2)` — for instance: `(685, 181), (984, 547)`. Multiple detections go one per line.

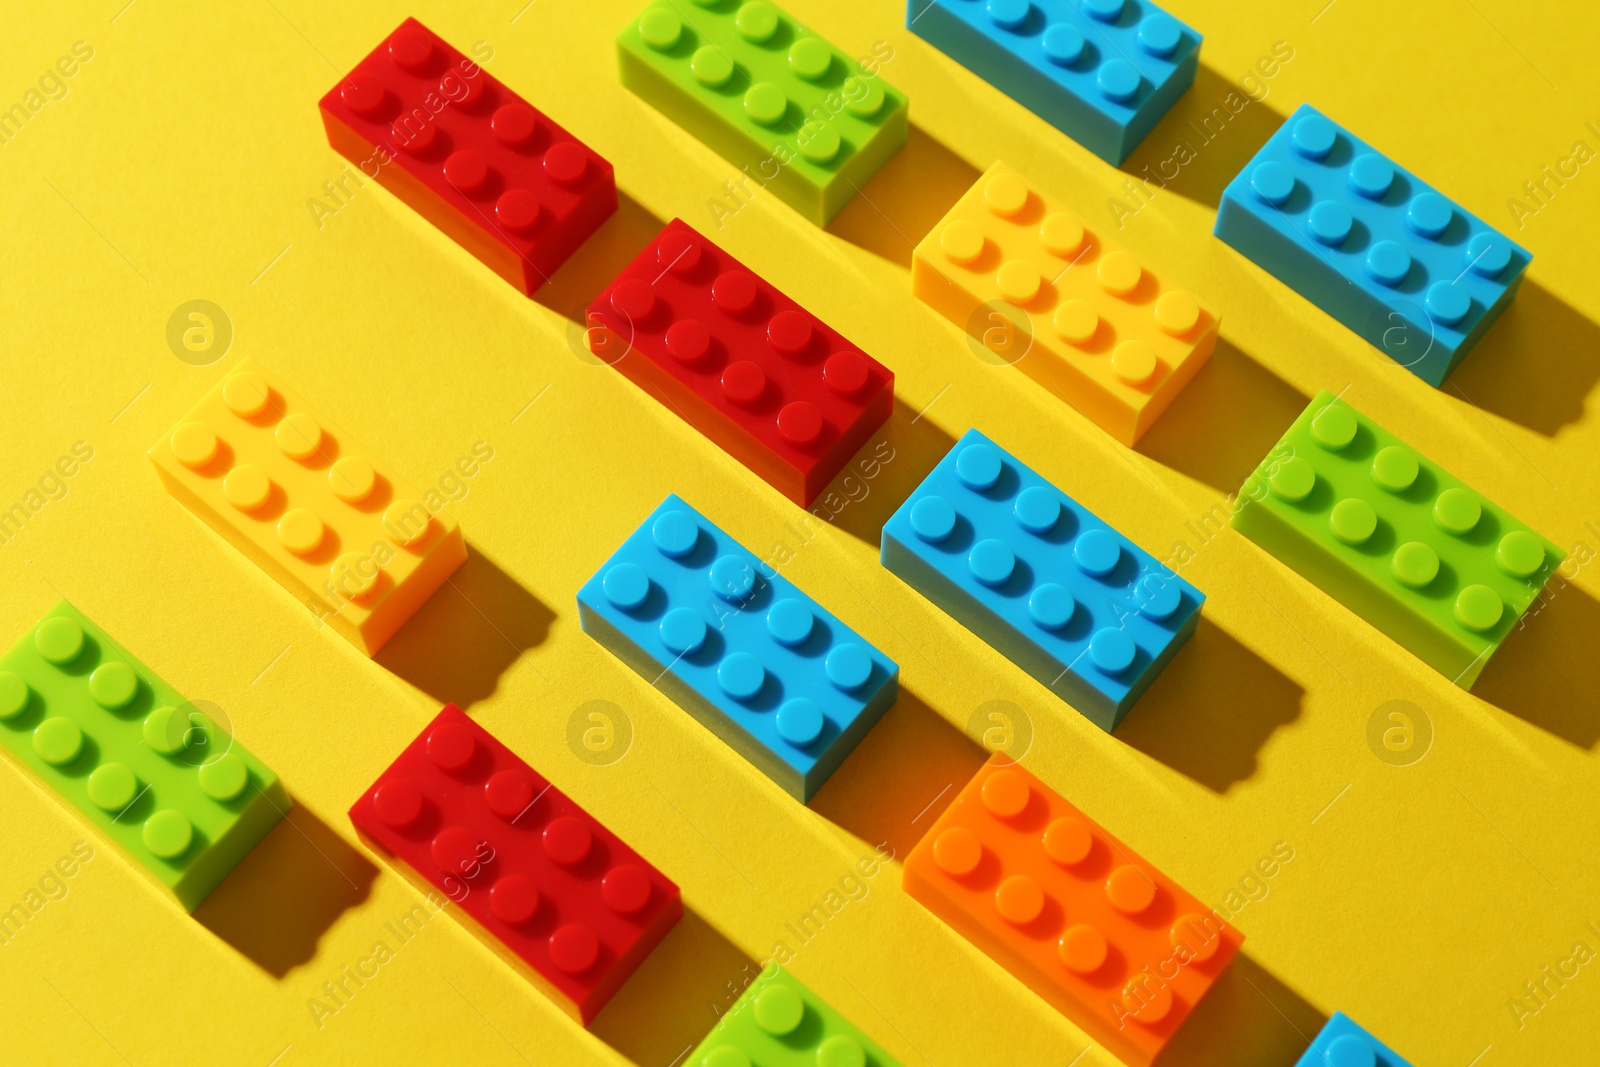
(1292, 1012), (1414, 1067)
(578, 494), (898, 800)
(686, 963), (901, 1066)
(882, 429), (1201, 730)
(907, 0), (1199, 164)
(349, 704), (682, 1024)
(617, 0), (908, 223)
(913, 162), (1217, 445)
(1216, 103), (1531, 385)
(149, 359), (468, 656)
(588, 219), (894, 506)
(904, 755), (1242, 1066)
(1232, 391), (1563, 688)
(0, 601), (287, 912)
(320, 17), (617, 295)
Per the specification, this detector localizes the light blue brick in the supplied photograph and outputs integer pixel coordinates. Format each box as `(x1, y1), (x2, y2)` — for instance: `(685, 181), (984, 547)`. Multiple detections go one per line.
(1216, 103), (1530, 387)
(578, 494), (898, 802)
(881, 429), (1200, 731)
(906, 0), (1199, 164)
(1293, 1012), (1413, 1067)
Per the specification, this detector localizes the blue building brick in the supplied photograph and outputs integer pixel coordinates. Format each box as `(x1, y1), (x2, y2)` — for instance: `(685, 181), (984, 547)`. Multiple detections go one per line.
(906, 0), (1199, 164)
(1293, 1012), (1413, 1067)
(881, 429), (1200, 731)
(578, 494), (898, 802)
(1216, 103), (1530, 387)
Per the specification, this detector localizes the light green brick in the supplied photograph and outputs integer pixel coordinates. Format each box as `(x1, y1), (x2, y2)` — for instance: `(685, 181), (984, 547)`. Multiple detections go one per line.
(1232, 392), (1563, 688)
(617, 0), (907, 225)
(0, 601), (288, 911)
(687, 964), (900, 1066)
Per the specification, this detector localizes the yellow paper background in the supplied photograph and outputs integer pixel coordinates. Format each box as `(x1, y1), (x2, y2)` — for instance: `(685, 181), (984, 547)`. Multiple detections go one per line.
(2, 1), (1598, 1063)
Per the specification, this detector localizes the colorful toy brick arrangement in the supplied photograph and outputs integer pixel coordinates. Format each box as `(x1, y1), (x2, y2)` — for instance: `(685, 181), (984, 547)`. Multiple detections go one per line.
(0, 5), (1570, 1064)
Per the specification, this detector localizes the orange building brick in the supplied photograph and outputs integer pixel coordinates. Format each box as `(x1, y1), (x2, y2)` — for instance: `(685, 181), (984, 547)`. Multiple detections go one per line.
(904, 755), (1241, 1065)
(912, 161), (1218, 445)
(150, 360), (467, 655)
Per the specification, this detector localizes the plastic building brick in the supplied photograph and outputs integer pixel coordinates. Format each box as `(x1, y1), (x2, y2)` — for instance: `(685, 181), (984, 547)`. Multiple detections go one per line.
(686, 963), (901, 1066)
(882, 429), (1202, 732)
(320, 17), (616, 296)
(616, 0), (908, 225)
(577, 494), (898, 802)
(349, 705), (681, 1025)
(904, 754), (1241, 1067)
(1293, 1012), (1413, 1067)
(1215, 104), (1531, 386)
(150, 359), (468, 657)
(913, 162), (1217, 445)
(907, 0), (1199, 165)
(1232, 391), (1562, 689)
(587, 219), (894, 507)
(0, 601), (288, 912)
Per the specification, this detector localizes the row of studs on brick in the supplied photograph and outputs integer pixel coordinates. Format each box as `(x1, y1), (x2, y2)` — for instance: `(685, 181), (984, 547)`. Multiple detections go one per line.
(940, 173), (1203, 386)
(168, 373), (436, 598)
(601, 511), (875, 747)
(635, 1), (888, 166)
(369, 722), (656, 973)
(608, 231), (877, 383)
(913, 444), (1181, 673)
(0, 618), (249, 861)
(933, 770), (1222, 1025)
(1264, 405), (1546, 632)
(1248, 114), (1514, 326)
(340, 25), (591, 234)
(713, 980), (870, 1054)
(598, 230), (877, 447)
(979, 0), (1185, 105)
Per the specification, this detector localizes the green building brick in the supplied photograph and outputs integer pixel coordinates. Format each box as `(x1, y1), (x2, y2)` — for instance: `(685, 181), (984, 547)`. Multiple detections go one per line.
(0, 601), (288, 911)
(617, 0), (907, 225)
(1232, 392), (1563, 688)
(687, 964), (900, 1066)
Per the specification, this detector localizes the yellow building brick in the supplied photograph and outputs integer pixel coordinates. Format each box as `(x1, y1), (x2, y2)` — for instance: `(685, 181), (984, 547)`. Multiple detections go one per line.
(913, 161), (1218, 445)
(150, 360), (466, 655)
